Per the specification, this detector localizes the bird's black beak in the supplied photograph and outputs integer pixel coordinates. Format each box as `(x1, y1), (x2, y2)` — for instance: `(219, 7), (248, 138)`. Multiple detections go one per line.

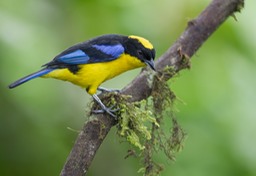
(145, 58), (155, 71)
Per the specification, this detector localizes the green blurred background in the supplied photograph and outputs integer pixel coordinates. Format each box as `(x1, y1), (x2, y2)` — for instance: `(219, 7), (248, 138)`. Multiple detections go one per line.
(1, 0), (256, 175)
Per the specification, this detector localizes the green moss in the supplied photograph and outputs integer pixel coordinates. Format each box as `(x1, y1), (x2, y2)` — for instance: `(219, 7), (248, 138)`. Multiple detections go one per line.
(112, 94), (159, 150)
(90, 67), (187, 175)
(104, 68), (185, 175)
(138, 69), (186, 175)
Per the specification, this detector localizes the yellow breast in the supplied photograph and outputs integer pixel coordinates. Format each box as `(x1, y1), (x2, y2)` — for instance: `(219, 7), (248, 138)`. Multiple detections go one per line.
(43, 54), (145, 95)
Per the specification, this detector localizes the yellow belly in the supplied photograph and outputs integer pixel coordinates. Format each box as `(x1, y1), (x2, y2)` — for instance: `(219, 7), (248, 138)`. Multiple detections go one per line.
(42, 54), (146, 95)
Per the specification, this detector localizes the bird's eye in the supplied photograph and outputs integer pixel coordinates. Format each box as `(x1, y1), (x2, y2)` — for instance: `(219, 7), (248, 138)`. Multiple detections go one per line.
(137, 50), (143, 56)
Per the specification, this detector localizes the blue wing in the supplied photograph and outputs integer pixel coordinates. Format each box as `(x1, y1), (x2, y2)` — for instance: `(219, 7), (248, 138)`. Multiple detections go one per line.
(48, 44), (125, 67)
(57, 49), (90, 64)
(91, 44), (124, 60)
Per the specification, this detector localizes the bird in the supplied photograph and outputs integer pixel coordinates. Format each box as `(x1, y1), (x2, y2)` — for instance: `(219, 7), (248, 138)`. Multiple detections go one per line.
(8, 34), (156, 117)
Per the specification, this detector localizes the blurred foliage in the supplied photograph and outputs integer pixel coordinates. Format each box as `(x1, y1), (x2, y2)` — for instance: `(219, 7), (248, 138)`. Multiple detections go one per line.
(1, 0), (256, 176)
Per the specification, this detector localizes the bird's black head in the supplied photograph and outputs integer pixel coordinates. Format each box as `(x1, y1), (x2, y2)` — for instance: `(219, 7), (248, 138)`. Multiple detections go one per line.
(124, 35), (156, 70)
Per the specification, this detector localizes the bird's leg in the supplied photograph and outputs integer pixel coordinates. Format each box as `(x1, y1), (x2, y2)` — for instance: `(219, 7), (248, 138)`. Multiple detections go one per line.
(92, 94), (119, 118)
(97, 87), (120, 93)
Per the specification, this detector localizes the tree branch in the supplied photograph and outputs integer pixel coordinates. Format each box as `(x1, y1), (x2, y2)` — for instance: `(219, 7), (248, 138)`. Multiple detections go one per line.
(60, 0), (244, 175)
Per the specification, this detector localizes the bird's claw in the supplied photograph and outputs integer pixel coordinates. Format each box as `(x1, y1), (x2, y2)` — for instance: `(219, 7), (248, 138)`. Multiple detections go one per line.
(97, 87), (120, 93)
(92, 108), (120, 118)
(92, 94), (120, 118)
(92, 106), (120, 118)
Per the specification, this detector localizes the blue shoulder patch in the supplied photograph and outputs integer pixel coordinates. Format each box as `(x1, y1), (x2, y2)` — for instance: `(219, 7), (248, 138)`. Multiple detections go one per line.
(92, 44), (124, 58)
(58, 49), (90, 64)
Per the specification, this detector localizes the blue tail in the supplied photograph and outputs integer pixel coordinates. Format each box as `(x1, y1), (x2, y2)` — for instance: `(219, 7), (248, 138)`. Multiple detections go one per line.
(8, 68), (53, 89)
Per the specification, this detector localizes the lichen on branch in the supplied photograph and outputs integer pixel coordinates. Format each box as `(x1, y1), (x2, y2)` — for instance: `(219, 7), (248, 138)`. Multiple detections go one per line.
(99, 66), (187, 175)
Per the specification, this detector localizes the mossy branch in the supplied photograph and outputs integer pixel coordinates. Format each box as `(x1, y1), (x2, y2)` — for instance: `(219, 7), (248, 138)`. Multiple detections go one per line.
(60, 0), (244, 175)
